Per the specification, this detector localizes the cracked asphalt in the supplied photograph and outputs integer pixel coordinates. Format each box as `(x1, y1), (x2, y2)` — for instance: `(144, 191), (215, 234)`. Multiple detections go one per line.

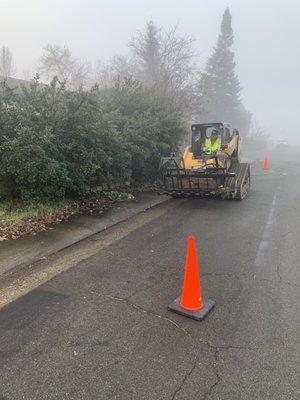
(0, 148), (299, 399)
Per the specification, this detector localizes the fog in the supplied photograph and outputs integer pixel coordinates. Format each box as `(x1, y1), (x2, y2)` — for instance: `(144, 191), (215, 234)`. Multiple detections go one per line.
(1, 0), (299, 142)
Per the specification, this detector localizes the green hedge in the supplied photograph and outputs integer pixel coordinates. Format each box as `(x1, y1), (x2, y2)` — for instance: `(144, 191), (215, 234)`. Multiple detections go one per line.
(0, 77), (185, 200)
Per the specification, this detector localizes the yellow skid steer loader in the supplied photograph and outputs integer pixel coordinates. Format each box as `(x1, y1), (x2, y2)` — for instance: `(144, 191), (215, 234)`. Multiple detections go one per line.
(160, 123), (250, 200)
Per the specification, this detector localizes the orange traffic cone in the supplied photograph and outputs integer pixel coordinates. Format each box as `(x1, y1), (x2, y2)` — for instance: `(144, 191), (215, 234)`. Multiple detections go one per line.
(180, 236), (203, 310)
(262, 156), (270, 170)
(168, 236), (215, 321)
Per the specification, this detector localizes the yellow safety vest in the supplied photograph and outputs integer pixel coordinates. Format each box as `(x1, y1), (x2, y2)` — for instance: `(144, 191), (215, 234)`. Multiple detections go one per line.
(205, 138), (221, 154)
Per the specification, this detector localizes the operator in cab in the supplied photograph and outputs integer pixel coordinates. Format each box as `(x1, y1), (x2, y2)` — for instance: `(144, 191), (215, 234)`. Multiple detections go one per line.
(202, 129), (221, 154)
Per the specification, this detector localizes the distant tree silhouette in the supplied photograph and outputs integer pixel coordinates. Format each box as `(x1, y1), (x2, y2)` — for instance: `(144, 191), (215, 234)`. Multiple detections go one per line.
(39, 44), (91, 90)
(130, 21), (195, 111)
(197, 8), (251, 133)
(0, 46), (15, 78)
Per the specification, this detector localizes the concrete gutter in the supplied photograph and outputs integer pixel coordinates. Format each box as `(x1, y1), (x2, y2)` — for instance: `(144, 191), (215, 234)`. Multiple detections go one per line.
(0, 193), (169, 279)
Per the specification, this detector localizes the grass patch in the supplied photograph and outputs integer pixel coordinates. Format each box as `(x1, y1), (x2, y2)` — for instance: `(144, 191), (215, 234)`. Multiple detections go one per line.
(0, 199), (72, 231)
(0, 191), (135, 240)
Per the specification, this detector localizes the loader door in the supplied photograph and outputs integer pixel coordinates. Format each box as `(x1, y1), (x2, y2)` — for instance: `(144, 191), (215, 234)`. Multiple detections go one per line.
(191, 127), (203, 158)
(225, 126), (231, 142)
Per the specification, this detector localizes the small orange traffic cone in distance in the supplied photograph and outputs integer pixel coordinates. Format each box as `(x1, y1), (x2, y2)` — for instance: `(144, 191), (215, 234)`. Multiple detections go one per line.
(168, 236), (215, 321)
(262, 155), (270, 170)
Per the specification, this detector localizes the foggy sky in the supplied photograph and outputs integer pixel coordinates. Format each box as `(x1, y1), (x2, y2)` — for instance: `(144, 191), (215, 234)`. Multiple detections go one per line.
(1, 0), (299, 141)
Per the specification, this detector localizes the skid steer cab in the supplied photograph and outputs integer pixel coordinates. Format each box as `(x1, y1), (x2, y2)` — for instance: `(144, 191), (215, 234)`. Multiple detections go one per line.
(159, 122), (250, 200)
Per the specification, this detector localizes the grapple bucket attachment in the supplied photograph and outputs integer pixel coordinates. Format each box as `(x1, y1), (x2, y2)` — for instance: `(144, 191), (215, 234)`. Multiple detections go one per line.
(160, 157), (236, 198)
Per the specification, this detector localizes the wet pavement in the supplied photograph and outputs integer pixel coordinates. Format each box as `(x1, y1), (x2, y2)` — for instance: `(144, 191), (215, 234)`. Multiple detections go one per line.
(0, 148), (299, 399)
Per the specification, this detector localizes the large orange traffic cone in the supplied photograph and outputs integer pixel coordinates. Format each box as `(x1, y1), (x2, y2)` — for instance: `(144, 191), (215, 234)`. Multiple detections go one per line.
(180, 236), (203, 310)
(168, 236), (215, 321)
(262, 156), (270, 170)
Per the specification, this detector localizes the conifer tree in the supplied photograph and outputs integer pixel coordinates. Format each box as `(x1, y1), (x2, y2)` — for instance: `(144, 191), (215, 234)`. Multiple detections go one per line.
(198, 8), (251, 133)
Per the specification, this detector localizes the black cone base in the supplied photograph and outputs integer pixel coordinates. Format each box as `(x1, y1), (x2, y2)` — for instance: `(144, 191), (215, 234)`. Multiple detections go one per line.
(168, 295), (215, 321)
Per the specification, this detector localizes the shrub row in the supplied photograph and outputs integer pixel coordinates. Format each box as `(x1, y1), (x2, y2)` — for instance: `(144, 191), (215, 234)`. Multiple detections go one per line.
(0, 77), (186, 200)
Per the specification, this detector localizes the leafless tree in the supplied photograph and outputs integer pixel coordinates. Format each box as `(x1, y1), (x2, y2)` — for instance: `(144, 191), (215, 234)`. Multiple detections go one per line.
(130, 21), (195, 110)
(160, 25), (194, 94)
(250, 121), (267, 139)
(69, 60), (91, 90)
(93, 55), (134, 88)
(0, 46), (15, 77)
(39, 44), (91, 90)
(129, 21), (161, 89)
(39, 44), (73, 81)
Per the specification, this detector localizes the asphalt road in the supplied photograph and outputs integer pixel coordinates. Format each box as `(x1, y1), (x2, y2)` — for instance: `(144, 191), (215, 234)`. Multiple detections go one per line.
(0, 148), (299, 400)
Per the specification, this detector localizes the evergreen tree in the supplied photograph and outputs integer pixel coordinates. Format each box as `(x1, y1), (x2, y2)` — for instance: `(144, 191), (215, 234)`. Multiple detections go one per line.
(198, 8), (251, 133)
